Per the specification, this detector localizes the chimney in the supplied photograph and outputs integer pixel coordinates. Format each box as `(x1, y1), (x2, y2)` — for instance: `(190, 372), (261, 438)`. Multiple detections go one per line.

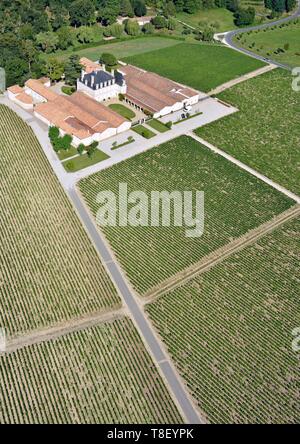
(81, 70), (84, 81)
(91, 75), (95, 87)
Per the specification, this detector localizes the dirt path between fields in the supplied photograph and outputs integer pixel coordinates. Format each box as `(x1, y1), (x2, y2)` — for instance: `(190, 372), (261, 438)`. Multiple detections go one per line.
(208, 64), (277, 96)
(143, 204), (300, 304)
(4, 307), (128, 354)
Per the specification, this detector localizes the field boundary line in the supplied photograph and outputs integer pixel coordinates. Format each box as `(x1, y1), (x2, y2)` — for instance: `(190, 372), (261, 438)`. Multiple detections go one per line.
(4, 308), (127, 354)
(69, 187), (204, 424)
(143, 205), (300, 303)
(190, 133), (300, 204)
(208, 64), (277, 95)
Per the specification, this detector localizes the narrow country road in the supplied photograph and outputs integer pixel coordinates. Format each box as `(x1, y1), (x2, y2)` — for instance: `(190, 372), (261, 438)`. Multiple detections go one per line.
(68, 188), (203, 425)
(221, 1), (300, 69)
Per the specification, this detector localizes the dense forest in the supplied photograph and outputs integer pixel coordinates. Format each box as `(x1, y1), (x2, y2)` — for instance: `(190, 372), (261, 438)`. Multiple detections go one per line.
(0, 0), (297, 87)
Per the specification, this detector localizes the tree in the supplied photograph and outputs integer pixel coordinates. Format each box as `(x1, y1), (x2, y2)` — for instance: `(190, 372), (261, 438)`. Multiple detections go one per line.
(201, 26), (215, 41)
(134, 0), (147, 17)
(285, 0), (296, 11)
(163, 1), (177, 17)
(87, 141), (98, 157)
(64, 55), (82, 86)
(124, 19), (141, 35)
(57, 26), (75, 50)
(19, 24), (34, 41)
(76, 26), (95, 43)
(264, 0), (273, 8)
(167, 18), (177, 30)
(184, 0), (198, 13)
(109, 23), (124, 38)
(60, 134), (73, 151)
(234, 7), (255, 26)
(46, 57), (65, 82)
(77, 144), (85, 155)
(99, 53), (118, 67)
(151, 15), (168, 29)
(100, 0), (121, 25)
(142, 22), (155, 34)
(49, 5), (70, 31)
(271, 0), (286, 11)
(120, 0), (134, 16)
(203, 0), (216, 7)
(226, 0), (240, 12)
(69, 0), (96, 27)
(5, 58), (28, 86)
(49, 126), (60, 142)
(174, 0), (185, 11)
(21, 40), (37, 73)
(36, 32), (59, 53)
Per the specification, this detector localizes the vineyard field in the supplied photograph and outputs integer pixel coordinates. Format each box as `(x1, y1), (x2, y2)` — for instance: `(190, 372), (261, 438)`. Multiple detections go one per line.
(195, 69), (300, 195)
(0, 318), (182, 424)
(146, 216), (300, 424)
(0, 105), (120, 337)
(79, 136), (293, 295)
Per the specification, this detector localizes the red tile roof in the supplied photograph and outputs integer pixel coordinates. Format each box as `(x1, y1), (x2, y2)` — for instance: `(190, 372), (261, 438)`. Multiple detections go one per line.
(80, 57), (103, 74)
(35, 92), (127, 140)
(25, 79), (58, 102)
(8, 85), (24, 95)
(120, 65), (199, 113)
(15, 92), (33, 105)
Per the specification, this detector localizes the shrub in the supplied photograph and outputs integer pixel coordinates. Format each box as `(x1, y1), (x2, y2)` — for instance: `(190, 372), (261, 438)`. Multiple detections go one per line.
(99, 53), (117, 67)
(77, 144), (85, 155)
(60, 134), (73, 151)
(62, 86), (76, 95)
(143, 109), (153, 117)
(49, 126), (60, 142)
(151, 16), (168, 29)
(142, 23), (155, 34)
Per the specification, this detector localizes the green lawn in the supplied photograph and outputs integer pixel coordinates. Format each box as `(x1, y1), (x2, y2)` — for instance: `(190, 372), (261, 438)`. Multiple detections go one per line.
(147, 119), (170, 133)
(233, 19), (300, 67)
(177, 8), (237, 32)
(132, 124), (156, 139)
(63, 149), (109, 172)
(109, 103), (136, 120)
(195, 69), (300, 195)
(49, 37), (182, 63)
(124, 43), (266, 92)
(57, 146), (78, 161)
(146, 216), (300, 424)
(79, 135), (293, 295)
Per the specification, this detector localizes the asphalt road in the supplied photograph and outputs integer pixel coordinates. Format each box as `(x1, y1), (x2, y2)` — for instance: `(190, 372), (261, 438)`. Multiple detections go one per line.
(223, 2), (300, 69)
(68, 188), (203, 425)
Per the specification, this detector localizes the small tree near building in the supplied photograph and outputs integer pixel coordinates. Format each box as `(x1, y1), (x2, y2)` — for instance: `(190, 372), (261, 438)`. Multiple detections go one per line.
(134, 0), (147, 17)
(49, 126), (60, 142)
(64, 54), (82, 87)
(151, 16), (168, 29)
(77, 144), (85, 155)
(125, 19), (141, 35)
(99, 53), (117, 67)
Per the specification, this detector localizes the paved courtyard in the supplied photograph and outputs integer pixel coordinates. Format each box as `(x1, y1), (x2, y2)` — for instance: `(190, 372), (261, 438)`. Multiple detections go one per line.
(0, 93), (237, 189)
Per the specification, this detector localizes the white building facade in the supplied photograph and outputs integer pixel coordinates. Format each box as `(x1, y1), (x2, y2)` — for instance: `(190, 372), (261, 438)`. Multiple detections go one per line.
(77, 69), (127, 102)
